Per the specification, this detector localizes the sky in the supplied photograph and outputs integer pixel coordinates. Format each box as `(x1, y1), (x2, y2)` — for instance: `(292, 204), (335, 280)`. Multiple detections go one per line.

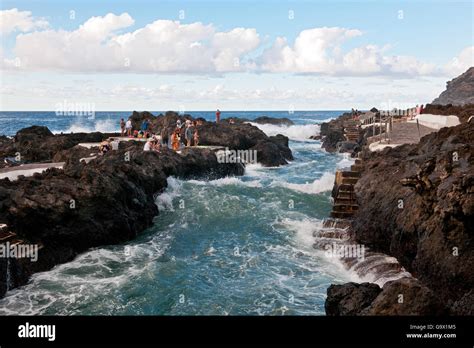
(0, 0), (473, 111)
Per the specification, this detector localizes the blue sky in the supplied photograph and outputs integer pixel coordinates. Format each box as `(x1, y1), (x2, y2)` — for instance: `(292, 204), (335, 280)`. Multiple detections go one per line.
(1, 0), (473, 110)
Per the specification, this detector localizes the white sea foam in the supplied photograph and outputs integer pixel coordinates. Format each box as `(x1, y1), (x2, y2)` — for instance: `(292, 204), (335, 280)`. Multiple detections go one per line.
(249, 122), (320, 140)
(155, 177), (183, 211)
(336, 153), (355, 169)
(188, 176), (262, 188)
(54, 119), (119, 134)
(272, 172), (334, 194)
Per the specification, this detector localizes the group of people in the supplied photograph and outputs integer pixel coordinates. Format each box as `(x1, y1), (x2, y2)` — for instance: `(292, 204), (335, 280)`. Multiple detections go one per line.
(120, 118), (151, 138)
(119, 117), (202, 153)
(171, 119), (200, 151)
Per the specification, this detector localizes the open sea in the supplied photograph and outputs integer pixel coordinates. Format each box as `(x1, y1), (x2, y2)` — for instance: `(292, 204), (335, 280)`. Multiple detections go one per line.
(0, 110), (367, 315)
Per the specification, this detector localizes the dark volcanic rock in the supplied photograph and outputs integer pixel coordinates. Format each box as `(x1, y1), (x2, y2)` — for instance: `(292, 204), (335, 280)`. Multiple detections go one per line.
(361, 278), (445, 315)
(129, 110), (156, 130)
(252, 116), (294, 126)
(325, 282), (381, 315)
(423, 103), (474, 123)
(450, 289), (474, 315)
(350, 121), (474, 313)
(432, 67), (474, 106)
(0, 144), (244, 297)
(224, 116), (294, 126)
(0, 126), (114, 164)
(320, 113), (352, 153)
(139, 111), (293, 167)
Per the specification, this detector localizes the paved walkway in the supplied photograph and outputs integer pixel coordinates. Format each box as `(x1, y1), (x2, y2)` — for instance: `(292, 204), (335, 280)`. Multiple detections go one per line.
(369, 121), (437, 151)
(0, 162), (65, 180)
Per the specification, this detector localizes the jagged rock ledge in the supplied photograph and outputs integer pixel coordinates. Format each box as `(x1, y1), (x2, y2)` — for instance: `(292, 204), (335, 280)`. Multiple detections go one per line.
(325, 120), (474, 315)
(0, 111), (293, 298)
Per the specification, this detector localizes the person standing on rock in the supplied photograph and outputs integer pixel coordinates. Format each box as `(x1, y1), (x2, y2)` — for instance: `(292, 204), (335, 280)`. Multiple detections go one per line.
(141, 119), (149, 138)
(216, 109), (221, 123)
(193, 128), (199, 146)
(171, 129), (181, 151)
(185, 121), (193, 147)
(120, 118), (126, 136)
(125, 118), (133, 137)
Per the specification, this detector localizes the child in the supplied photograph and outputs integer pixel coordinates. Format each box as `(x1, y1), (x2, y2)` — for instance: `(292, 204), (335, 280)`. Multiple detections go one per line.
(193, 129), (199, 146)
(172, 130), (180, 151)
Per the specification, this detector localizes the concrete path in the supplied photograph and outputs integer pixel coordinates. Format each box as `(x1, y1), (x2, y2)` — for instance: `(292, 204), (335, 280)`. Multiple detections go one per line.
(369, 122), (437, 151)
(0, 162), (65, 180)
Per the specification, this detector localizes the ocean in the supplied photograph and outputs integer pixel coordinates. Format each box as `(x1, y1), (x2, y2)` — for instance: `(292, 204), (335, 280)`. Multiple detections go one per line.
(0, 110), (365, 315)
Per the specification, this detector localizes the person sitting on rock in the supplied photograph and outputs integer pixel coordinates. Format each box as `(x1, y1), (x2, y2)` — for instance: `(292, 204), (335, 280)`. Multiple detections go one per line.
(143, 137), (160, 152)
(99, 140), (111, 155)
(152, 136), (161, 152)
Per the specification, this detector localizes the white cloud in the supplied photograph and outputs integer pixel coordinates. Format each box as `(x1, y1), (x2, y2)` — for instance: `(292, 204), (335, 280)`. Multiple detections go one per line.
(444, 46), (474, 76)
(1, 11), (470, 79)
(0, 8), (49, 34)
(3, 13), (259, 73)
(260, 27), (440, 76)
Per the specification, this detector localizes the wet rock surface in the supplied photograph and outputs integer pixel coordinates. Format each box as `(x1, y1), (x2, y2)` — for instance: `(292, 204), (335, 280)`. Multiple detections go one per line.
(0, 143), (244, 297)
(0, 113), (292, 297)
(121, 111), (293, 167)
(326, 120), (474, 315)
(325, 282), (381, 315)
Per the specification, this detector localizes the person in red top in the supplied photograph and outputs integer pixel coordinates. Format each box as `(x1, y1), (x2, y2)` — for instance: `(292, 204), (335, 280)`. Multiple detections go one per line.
(216, 109), (221, 123)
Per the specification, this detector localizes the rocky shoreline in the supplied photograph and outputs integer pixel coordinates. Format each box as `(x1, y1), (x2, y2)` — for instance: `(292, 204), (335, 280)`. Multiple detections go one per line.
(0, 112), (293, 298)
(321, 108), (473, 315)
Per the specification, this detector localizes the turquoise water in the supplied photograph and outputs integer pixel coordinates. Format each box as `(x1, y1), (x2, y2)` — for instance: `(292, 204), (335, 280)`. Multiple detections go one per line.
(0, 111), (361, 315)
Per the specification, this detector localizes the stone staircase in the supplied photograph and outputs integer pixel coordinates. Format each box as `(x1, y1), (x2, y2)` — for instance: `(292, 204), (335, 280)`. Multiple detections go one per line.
(330, 156), (363, 219)
(343, 119), (360, 142)
(313, 217), (412, 285)
(0, 224), (22, 246)
(0, 223), (43, 252)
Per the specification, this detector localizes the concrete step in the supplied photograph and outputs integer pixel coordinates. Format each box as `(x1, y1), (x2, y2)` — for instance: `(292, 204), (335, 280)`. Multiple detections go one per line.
(333, 204), (359, 212)
(351, 164), (363, 172)
(8, 238), (24, 246)
(335, 197), (357, 204)
(338, 183), (355, 192)
(330, 211), (355, 219)
(0, 230), (17, 243)
(336, 193), (355, 200)
(355, 159), (362, 165)
(341, 171), (361, 178)
(341, 177), (359, 185)
(322, 219), (351, 229)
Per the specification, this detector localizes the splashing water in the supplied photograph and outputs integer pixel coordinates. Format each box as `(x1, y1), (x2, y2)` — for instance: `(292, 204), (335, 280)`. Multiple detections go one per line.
(0, 111), (368, 315)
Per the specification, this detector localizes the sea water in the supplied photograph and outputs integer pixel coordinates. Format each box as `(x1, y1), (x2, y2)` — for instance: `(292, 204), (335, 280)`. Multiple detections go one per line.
(0, 111), (364, 315)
